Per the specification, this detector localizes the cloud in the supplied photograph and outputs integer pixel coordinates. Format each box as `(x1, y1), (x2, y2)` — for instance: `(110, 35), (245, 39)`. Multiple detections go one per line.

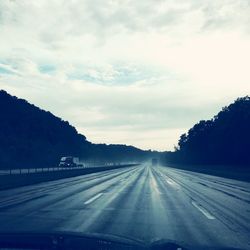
(0, 0), (250, 150)
(199, 1), (250, 32)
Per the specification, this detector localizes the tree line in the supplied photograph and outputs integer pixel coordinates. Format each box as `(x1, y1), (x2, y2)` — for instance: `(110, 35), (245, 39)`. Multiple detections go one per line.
(165, 96), (250, 166)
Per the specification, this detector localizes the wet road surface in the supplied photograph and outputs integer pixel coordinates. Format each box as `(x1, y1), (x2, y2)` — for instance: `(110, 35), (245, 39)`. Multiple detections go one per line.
(0, 165), (249, 249)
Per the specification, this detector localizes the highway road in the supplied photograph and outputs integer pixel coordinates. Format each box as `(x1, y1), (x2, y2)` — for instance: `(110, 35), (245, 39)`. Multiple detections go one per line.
(0, 165), (249, 249)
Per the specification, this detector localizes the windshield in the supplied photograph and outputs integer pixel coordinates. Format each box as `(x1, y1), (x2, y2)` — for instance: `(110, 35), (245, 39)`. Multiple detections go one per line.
(61, 157), (68, 162)
(61, 157), (73, 162)
(0, 1), (250, 250)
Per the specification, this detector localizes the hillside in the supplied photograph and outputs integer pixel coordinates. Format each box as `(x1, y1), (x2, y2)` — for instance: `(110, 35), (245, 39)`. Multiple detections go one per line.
(166, 96), (250, 166)
(0, 90), (157, 168)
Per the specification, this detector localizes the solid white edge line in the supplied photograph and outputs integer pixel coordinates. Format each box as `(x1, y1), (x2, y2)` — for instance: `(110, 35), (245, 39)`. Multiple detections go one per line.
(191, 201), (215, 220)
(84, 193), (103, 205)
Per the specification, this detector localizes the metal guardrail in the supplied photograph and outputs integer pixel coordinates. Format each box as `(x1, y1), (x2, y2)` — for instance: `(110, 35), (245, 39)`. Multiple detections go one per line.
(0, 166), (84, 175)
(0, 163), (138, 176)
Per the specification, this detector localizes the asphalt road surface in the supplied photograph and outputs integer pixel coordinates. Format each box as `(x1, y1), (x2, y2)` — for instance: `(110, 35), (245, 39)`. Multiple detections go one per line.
(0, 165), (249, 249)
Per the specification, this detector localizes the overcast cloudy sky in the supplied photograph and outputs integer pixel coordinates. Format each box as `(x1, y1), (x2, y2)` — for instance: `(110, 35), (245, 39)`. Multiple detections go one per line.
(0, 0), (250, 151)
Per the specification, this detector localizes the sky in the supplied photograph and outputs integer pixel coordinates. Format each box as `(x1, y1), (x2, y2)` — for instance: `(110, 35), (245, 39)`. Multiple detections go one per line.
(0, 0), (250, 151)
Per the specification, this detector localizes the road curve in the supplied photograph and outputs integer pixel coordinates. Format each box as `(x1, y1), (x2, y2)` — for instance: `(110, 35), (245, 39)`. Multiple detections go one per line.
(0, 165), (249, 249)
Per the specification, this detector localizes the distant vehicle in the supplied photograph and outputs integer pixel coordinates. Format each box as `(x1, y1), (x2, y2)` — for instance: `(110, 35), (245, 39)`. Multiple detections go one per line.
(151, 158), (158, 166)
(59, 156), (83, 168)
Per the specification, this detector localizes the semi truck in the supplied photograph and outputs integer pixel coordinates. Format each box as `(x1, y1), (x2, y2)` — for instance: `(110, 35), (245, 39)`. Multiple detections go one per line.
(59, 156), (83, 168)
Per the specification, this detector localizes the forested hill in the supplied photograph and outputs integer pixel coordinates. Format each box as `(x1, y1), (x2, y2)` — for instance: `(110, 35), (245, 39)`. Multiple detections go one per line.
(0, 90), (157, 168)
(167, 96), (250, 166)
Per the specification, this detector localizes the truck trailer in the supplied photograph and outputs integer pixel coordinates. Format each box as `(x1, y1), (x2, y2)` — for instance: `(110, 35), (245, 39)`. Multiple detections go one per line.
(151, 158), (158, 166)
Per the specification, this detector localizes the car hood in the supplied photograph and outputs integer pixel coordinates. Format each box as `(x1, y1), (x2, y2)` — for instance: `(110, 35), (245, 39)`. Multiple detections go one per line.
(0, 231), (246, 250)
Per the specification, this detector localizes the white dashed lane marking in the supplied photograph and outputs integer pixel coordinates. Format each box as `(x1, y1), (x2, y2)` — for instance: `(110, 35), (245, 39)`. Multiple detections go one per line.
(191, 201), (215, 220)
(84, 193), (103, 205)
